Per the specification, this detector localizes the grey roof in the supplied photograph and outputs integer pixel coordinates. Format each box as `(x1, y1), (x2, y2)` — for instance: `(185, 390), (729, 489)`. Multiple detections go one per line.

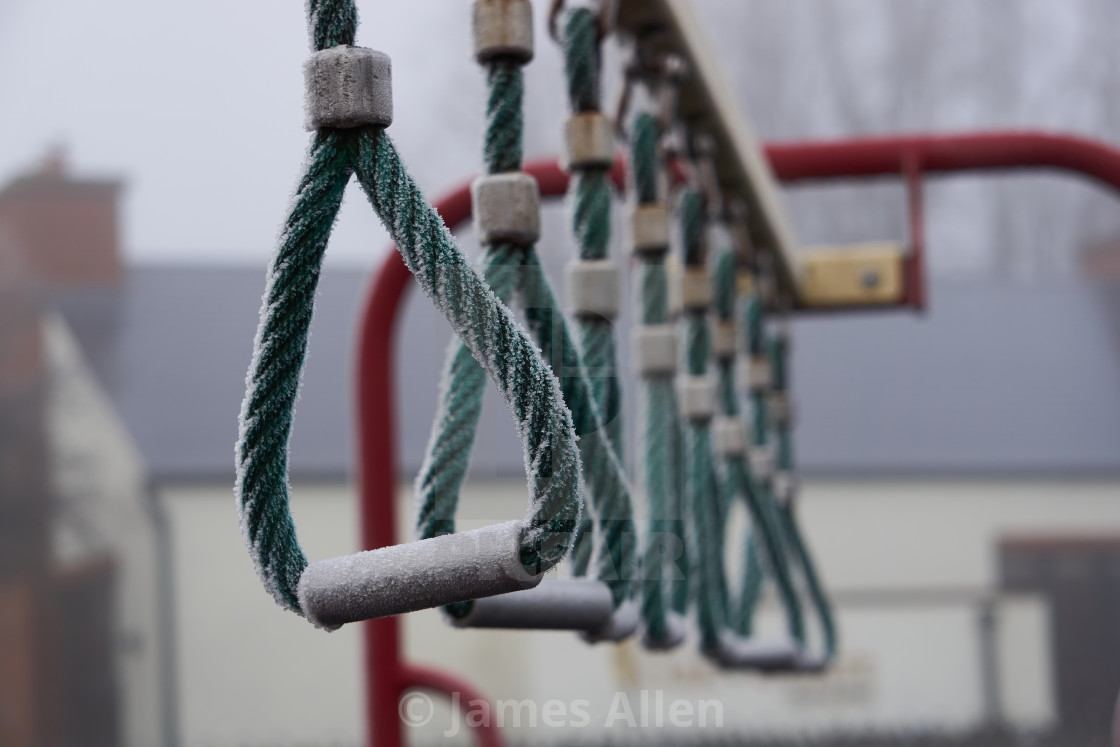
(57, 266), (366, 481)
(792, 282), (1120, 475)
(58, 265), (1120, 482)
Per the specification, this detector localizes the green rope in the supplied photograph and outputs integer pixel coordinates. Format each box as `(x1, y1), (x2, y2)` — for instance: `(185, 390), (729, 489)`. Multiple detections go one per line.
(563, 9), (600, 113)
(561, 9), (626, 582)
(236, 131), (351, 613)
(676, 186), (727, 653)
(413, 245), (521, 617)
(735, 532), (764, 635)
(413, 16), (636, 609)
(518, 254), (636, 604)
(770, 332), (838, 659)
(689, 421), (725, 653)
(413, 253), (519, 533)
(236, 0), (582, 618)
(712, 252), (804, 643)
(413, 60), (532, 567)
(631, 112), (689, 644)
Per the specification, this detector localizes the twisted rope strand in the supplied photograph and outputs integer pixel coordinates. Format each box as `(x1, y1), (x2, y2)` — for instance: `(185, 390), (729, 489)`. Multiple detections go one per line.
(713, 252), (804, 642)
(770, 333), (837, 659)
(237, 0), (587, 623)
(519, 253), (636, 603)
(676, 187), (727, 652)
(557, 8), (636, 603)
(236, 131), (353, 612)
(631, 111), (689, 642)
(307, 0), (358, 51)
(414, 30), (636, 606)
(353, 129), (583, 570)
(412, 61), (531, 560)
(414, 247), (522, 543)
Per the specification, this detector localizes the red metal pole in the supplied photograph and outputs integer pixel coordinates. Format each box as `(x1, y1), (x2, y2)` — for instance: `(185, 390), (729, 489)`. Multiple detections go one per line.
(401, 666), (504, 747)
(765, 130), (1120, 193)
(903, 154), (927, 310)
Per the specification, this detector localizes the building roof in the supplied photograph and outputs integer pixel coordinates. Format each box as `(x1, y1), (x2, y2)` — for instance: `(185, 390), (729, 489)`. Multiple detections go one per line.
(58, 264), (1120, 483)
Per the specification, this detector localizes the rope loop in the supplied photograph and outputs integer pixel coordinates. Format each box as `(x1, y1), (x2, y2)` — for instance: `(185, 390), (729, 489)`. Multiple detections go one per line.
(236, 2), (587, 623)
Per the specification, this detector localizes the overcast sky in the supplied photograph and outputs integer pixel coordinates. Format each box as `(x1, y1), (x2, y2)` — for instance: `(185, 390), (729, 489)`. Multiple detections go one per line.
(3, 1), (1120, 276)
(0, 0), (558, 267)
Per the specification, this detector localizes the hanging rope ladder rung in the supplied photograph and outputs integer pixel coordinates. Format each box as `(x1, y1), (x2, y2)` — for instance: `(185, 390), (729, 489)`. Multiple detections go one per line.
(411, 0), (638, 640)
(236, 0), (585, 631)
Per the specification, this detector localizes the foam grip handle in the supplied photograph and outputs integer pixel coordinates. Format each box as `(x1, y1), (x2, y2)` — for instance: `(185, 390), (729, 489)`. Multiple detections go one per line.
(450, 578), (614, 631)
(712, 633), (800, 672)
(298, 520), (541, 630)
(794, 652), (830, 673)
(582, 599), (640, 644)
(641, 611), (688, 651)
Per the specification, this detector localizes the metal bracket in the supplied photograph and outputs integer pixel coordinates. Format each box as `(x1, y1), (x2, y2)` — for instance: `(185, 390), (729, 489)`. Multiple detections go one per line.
(798, 242), (907, 308)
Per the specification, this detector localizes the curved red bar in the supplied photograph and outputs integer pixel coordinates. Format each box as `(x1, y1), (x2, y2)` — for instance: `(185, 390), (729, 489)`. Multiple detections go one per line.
(765, 130), (1120, 191)
(401, 666), (504, 747)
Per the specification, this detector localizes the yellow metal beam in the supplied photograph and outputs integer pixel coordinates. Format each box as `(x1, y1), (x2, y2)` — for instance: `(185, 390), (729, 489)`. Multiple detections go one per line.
(798, 243), (906, 308)
(616, 0), (802, 304)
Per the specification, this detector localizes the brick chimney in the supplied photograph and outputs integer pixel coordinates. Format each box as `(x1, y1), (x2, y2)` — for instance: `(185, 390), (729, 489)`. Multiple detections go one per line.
(0, 148), (124, 288)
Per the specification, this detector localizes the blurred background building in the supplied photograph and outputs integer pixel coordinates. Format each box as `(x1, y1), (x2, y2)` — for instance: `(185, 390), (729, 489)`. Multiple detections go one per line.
(1, 1), (1120, 746)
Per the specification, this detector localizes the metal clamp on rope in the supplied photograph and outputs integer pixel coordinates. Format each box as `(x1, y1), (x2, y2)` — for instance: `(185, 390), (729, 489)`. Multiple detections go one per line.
(749, 447), (775, 482)
(772, 471), (798, 506)
(632, 325), (677, 376)
(473, 0), (535, 63)
(769, 392), (794, 426)
(712, 416), (746, 457)
(630, 204), (670, 255)
(739, 355), (772, 393)
(711, 319), (737, 359)
(566, 260), (620, 319)
(678, 376), (716, 421)
(641, 611), (689, 650)
(449, 578), (613, 632)
(298, 520), (542, 630)
(681, 268), (713, 311)
(564, 112), (615, 171)
(304, 46), (393, 130)
(472, 173), (542, 246)
(711, 632), (800, 672)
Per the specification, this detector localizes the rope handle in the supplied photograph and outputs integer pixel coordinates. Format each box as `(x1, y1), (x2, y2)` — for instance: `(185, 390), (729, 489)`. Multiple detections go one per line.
(629, 104), (692, 648)
(712, 248), (806, 649)
(236, 0), (582, 627)
(414, 3), (637, 635)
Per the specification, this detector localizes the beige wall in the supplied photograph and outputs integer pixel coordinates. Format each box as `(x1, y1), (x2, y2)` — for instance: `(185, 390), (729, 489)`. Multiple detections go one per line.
(45, 316), (165, 747)
(158, 477), (1120, 744)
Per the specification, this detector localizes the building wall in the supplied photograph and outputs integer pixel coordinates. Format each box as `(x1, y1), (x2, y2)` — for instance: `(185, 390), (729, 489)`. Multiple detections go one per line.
(45, 315), (165, 747)
(160, 477), (1120, 745)
(0, 150), (122, 288)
